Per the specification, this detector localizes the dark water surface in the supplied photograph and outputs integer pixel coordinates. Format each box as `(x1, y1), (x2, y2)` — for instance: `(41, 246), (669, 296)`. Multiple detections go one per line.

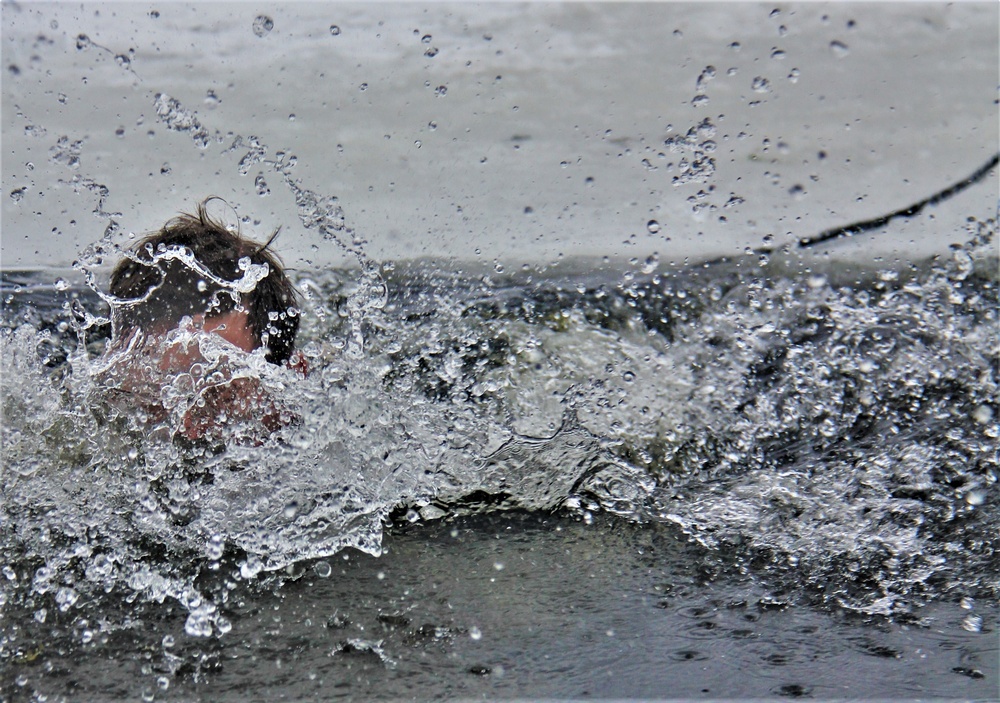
(2, 222), (998, 700)
(4, 513), (998, 701)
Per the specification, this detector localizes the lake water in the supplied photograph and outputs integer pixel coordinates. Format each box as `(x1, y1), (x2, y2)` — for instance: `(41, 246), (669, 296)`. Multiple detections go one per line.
(2, 2), (998, 701)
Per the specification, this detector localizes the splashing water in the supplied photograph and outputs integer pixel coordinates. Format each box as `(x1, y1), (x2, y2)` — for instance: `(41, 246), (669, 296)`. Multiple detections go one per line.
(2, 214), (997, 662)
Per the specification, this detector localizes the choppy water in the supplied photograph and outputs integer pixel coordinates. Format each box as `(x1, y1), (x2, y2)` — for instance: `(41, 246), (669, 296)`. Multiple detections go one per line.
(2, 215), (998, 699)
(2, 2), (999, 699)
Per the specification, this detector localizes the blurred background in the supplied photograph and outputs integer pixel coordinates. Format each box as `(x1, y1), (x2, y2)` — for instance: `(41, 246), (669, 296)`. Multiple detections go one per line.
(2, 2), (997, 273)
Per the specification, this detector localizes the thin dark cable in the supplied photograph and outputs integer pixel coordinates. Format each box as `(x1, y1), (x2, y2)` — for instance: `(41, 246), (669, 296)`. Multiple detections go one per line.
(797, 152), (999, 249)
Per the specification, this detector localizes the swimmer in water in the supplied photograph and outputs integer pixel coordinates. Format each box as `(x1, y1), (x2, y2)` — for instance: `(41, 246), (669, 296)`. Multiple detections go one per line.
(97, 198), (305, 442)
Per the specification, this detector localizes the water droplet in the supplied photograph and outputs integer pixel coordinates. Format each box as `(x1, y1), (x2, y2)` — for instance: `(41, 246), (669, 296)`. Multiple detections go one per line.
(205, 534), (225, 561)
(647, 219), (660, 233)
(252, 15), (274, 37)
(55, 586), (79, 612)
(961, 614), (983, 632)
(329, 25), (341, 36)
(964, 490), (986, 507)
(428, 121), (437, 130)
(972, 405), (993, 424)
(829, 40), (850, 57)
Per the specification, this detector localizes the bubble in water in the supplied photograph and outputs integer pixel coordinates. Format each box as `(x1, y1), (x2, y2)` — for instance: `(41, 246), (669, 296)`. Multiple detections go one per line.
(9, 187), (26, 203)
(469, 626), (482, 640)
(770, 48), (786, 60)
(314, 561), (332, 578)
(751, 76), (771, 93)
(434, 85), (448, 97)
(329, 25), (341, 36)
(830, 40), (850, 57)
(424, 47), (439, 58)
(75, 34), (92, 50)
(421, 34), (432, 44)
(647, 220), (660, 234)
(252, 15), (274, 37)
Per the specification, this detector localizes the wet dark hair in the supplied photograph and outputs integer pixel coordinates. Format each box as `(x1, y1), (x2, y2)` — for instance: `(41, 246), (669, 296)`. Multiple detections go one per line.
(109, 199), (299, 364)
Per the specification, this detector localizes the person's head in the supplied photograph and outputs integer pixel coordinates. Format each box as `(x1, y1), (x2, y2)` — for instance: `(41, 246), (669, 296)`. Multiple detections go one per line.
(109, 199), (299, 364)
